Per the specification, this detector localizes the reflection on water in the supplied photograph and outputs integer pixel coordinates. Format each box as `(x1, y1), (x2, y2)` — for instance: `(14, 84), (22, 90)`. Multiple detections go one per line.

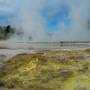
(13, 43), (90, 49)
(1, 42), (90, 49)
(26, 43), (90, 49)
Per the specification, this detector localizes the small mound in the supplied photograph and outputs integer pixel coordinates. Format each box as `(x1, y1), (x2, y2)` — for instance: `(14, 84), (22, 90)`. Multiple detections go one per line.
(0, 50), (90, 90)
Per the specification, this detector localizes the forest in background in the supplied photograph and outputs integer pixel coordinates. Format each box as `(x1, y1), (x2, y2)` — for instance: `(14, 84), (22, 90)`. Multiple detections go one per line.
(0, 25), (15, 40)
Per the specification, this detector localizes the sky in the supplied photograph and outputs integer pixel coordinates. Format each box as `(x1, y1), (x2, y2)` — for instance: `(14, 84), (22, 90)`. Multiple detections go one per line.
(0, 0), (71, 31)
(0, 0), (90, 41)
(0, 0), (18, 25)
(0, 0), (70, 31)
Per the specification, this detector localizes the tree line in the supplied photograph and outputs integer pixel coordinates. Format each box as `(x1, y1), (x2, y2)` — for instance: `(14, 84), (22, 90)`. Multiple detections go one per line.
(0, 25), (15, 40)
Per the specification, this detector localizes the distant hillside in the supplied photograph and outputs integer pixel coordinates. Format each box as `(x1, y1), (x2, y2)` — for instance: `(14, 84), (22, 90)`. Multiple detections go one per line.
(0, 25), (15, 40)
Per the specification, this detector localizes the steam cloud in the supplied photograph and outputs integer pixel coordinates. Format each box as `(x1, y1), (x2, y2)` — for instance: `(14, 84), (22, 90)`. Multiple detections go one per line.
(1, 0), (90, 41)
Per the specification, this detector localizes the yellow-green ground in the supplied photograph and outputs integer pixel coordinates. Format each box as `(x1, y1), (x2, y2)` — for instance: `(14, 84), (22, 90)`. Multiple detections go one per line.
(0, 49), (90, 90)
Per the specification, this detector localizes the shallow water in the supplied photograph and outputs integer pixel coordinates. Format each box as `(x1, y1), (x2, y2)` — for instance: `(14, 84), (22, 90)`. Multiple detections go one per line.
(1, 41), (90, 49)
(0, 42), (90, 61)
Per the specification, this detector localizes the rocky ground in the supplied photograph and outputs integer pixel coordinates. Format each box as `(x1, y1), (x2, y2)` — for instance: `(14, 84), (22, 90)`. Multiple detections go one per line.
(0, 49), (90, 90)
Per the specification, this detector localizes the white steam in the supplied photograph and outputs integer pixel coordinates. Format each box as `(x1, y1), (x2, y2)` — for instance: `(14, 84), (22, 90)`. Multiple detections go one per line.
(9, 0), (90, 41)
